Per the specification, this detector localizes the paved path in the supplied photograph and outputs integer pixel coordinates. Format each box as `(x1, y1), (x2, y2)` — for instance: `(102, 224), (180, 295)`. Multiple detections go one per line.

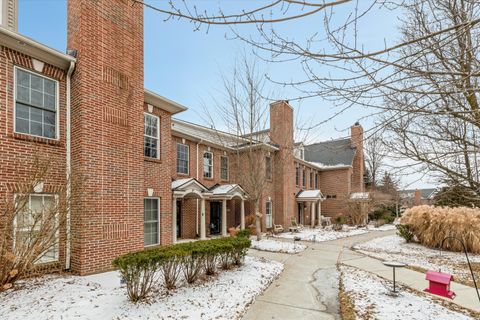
(243, 229), (480, 319)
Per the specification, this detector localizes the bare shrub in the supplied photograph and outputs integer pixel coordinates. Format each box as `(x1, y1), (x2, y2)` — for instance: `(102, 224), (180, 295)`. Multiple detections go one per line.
(0, 156), (81, 292)
(401, 205), (480, 253)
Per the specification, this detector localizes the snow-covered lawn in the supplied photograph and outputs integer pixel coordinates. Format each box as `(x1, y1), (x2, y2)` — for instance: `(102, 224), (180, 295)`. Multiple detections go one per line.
(340, 265), (477, 319)
(250, 238), (306, 254)
(354, 235), (480, 286)
(0, 256), (283, 320)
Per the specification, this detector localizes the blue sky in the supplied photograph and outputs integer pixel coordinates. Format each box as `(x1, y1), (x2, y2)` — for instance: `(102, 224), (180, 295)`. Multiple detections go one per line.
(18, 0), (431, 188)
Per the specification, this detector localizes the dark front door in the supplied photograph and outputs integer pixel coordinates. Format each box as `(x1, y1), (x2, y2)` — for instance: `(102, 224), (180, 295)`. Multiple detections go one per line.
(298, 203), (304, 225)
(176, 200), (182, 238)
(210, 202), (221, 235)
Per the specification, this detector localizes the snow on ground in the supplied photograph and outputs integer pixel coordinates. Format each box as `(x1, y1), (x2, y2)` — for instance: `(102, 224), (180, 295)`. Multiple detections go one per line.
(340, 265), (476, 320)
(0, 256), (283, 320)
(250, 238), (306, 254)
(354, 235), (480, 285)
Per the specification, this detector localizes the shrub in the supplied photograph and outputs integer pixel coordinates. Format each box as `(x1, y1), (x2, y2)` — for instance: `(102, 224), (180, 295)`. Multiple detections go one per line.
(113, 237), (252, 301)
(396, 224), (414, 243)
(236, 229), (251, 239)
(401, 205), (480, 253)
(112, 249), (164, 302)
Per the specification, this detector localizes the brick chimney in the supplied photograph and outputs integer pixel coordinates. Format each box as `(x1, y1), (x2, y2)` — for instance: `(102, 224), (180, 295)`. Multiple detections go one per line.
(67, 0), (145, 274)
(414, 189), (422, 206)
(350, 122), (364, 192)
(1, 0), (18, 31)
(269, 101), (295, 226)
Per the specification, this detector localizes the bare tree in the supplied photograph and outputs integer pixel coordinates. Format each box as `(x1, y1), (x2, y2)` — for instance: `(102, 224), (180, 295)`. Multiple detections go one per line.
(0, 155), (82, 291)
(364, 131), (387, 190)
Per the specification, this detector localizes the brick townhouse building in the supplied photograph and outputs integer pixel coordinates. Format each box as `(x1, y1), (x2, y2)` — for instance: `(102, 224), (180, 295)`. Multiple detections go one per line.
(0, 0), (364, 275)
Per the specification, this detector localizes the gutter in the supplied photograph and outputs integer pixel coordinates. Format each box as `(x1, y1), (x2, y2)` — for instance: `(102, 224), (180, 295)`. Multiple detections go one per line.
(65, 60), (75, 270)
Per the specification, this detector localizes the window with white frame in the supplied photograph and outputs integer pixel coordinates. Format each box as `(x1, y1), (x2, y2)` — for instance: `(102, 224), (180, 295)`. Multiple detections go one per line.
(14, 194), (58, 264)
(144, 198), (159, 246)
(302, 168), (306, 188)
(15, 68), (58, 139)
(310, 172), (314, 188)
(265, 201), (273, 228)
(144, 113), (159, 159)
(315, 173), (319, 189)
(203, 151), (213, 178)
(295, 166), (300, 186)
(220, 155), (229, 180)
(266, 156), (272, 180)
(177, 143), (189, 174)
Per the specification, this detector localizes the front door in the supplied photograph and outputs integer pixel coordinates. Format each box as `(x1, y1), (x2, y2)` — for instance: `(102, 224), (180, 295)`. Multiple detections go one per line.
(210, 202), (221, 235)
(298, 203), (304, 225)
(176, 200), (182, 238)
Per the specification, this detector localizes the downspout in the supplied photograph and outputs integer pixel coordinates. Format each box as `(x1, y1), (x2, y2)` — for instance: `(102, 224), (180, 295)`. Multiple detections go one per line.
(65, 60), (75, 270)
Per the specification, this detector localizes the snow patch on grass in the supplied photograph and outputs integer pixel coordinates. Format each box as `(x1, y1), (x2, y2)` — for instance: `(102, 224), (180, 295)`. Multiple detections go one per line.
(0, 256), (283, 320)
(250, 239), (306, 254)
(354, 235), (480, 285)
(276, 226), (369, 242)
(340, 265), (475, 319)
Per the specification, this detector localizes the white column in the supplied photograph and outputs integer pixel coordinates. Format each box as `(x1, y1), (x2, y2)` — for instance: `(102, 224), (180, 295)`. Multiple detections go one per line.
(317, 201), (322, 227)
(222, 199), (227, 236)
(200, 198), (206, 239)
(311, 201), (316, 228)
(240, 199), (245, 230)
(172, 197), (177, 244)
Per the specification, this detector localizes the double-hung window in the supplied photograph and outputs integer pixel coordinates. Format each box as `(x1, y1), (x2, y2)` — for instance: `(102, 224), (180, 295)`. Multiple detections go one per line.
(302, 169), (306, 188)
(310, 172), (314, 188)
(266, 156), (272, 180)
(144, 113), (159, 159)
(14, 194), (58, 264)
(295, 166), (300, 186)
(144, 198), (160, 246)
(15, 68), (58, 139)
(203, 152), (213, 178)
(177, 143), (189, 174)
(315, 173), (319, 189)
(220, 156), (229, 180)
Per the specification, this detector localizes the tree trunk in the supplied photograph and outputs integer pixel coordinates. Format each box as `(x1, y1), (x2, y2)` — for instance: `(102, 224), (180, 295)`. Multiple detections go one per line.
(254, 200), (262, 241)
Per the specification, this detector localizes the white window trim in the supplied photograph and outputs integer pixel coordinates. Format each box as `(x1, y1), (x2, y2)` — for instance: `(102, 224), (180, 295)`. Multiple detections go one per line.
(203, 151), (213, 179)
(13, 194), (60, 264)
(144, 112), (160, 159)
(176, 143), (190, 175)
(220, 155), (229, 181)
(13, 66), (60, 141)
(144, 197), (160, 247)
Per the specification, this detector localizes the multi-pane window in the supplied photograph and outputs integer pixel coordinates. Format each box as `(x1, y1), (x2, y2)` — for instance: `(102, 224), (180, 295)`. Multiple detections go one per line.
(315, 173), (319, 189)
(203, 152), (213, 178)
(295, 166), (300, 186)
(144, 198), (159, 246)
(266, 156), (272, 180)
(302, 168), (306, 188)
(144, 113), (159, 159)
(310, 172), (314, 188)
(265, 201), (273, 228)
(177, 143), (189, 174)
(15, 194), (58, 264)
(15, 68), (57, 139)
(220, 156), (229, 180)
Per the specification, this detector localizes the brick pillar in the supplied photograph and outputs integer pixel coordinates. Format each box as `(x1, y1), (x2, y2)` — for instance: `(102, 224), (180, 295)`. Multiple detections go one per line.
(269, 101), (295, 227)
(350, 122), (365, 193)
(67, 0), (144, 274)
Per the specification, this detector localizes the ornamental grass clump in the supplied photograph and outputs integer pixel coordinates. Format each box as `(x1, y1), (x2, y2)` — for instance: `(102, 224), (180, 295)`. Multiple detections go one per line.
(113, 236), (251, 302)
(401, 205), (480, 253)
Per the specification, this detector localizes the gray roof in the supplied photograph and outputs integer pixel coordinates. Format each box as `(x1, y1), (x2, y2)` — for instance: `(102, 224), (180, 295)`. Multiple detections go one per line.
(421, 188), (437, 199)
(304, 138), (356, 167)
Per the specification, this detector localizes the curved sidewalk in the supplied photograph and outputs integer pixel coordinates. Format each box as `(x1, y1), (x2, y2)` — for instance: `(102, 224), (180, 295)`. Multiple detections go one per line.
(243, 229), (480, 319)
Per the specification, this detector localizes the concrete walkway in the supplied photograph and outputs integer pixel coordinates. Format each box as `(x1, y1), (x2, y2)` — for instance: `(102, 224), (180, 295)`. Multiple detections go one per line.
(243, 229), (480, 319)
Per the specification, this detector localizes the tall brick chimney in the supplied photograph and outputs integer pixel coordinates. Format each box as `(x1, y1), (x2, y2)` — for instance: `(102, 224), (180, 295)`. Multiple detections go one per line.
(1, 0), (18, 31)
(269, 101), (296, 226)
(350, 122), (364, 192)
(67, 0), (145, 274)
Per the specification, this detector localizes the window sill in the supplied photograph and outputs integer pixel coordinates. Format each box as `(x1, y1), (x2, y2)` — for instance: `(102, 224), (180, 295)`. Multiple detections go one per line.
(11, 132), (63, 146)
(203, 177), (214, 180)
(144, 157), (162, 164)
(177, 172), (190, 177)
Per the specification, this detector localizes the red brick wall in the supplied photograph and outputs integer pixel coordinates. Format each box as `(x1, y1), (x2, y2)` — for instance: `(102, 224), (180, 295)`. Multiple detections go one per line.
(143, 104), (173, 246)
(0, 46), (68, 269)
(350, 123), (364, 193)
(319, 168), (352, 217)
(67, 0), (145, 275)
